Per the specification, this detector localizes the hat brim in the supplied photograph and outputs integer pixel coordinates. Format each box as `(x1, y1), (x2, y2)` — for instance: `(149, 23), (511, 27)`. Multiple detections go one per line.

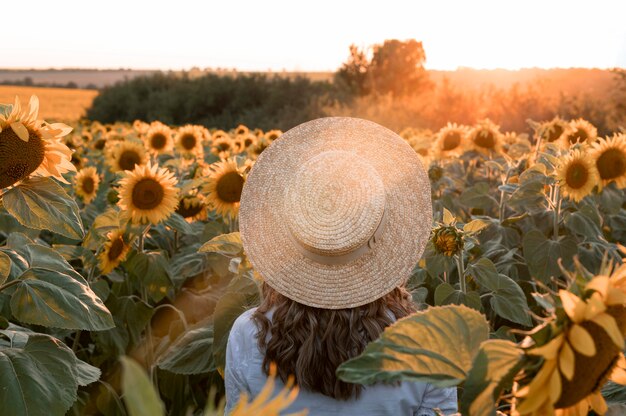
(239, 117), (432, 309)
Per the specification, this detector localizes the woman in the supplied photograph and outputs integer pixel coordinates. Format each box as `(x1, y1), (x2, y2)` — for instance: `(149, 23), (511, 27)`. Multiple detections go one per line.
(225, 117), (458, 415)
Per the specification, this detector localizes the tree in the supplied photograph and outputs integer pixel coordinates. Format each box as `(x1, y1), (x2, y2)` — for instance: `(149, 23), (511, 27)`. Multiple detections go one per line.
(334, 44), (370, 96)
(335, 39), (432, 97)
(368, 39), (431, 96)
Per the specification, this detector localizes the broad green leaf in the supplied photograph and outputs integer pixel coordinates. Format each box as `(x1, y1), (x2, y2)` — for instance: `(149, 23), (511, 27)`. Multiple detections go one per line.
(3, 177), (84, 240)
(213, 290), (259, 373)
(120, 356), (165, 416)
(76, 358), (101, 386)
(442, 290), (482, 311)
(522, 229), (577, 283)
(198, 232), (243, 257)
(466, 258), (531, 326)
(563, 205), (603, 241)
(125, 251), (173, 303)
(443, 207), (455, 225)
(336, 305), (490, 387)
(94, 294), (153, 355)
(0, 252), (10, 285)
(461, 340), (524, 416)
(11, 267), (114, 330)
(162, 212), (193, 234)
(0, 334), (79, 416)
(460, 183), (495, 211)
(463, 219), (490, 233)
(24, 244), (87, 284)
(157, 325), (216, 375)
(52, 244), (98, 269)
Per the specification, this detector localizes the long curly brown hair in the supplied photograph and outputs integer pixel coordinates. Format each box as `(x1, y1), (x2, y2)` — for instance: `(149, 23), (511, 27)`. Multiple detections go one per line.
(251, 282), (417, 400)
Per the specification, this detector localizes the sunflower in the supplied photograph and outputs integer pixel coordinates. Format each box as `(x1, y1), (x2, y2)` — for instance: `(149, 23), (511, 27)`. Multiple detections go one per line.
(468, 119), (503, 155)
(433, 123), (467, 158)
(589, 133), (626, 190)
(231, 135), (247, 154)
(143, 122), (173, 155)
(234, 124), (249, 136)
(203, 158), (246, 221)
(132, 120), (150, 135)
(241, 134), (257, 150)
(0, 95), (76, 189)
(249, 137), (270, 160)
(176, 192), (208, 222)
(555, 149), (599, 202)
(431, 225), (464, 256)
(212, 129), (230, 142)
(117, 161), (179, 224)
(175, 125), (204, 157)
(106, 141), (148, 172)
(253, 128), (264, 138)
(211, 136), (234, 159)
(264, 129), (282, 142)
(560, 119), (598, 148)
(99, 229), (131, 274)
(74, 166), (100, 204)
(537, 117), (569, 144)
(516, 266), (626, 415)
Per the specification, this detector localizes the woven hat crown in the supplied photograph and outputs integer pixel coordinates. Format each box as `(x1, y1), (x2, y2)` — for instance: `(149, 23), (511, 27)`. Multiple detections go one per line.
(283, 150), (386, 258)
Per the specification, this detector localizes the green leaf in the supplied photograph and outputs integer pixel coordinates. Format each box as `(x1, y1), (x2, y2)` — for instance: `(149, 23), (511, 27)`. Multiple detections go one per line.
(75, 358), (101, 386)
(0, 251), (10, 285)
(120, 356), (165, 416)
(24, 244), (87, 284)
(157, 325), (216, 375)
(3, 177), (85, 240)
(198, 232), (243, 257)
(125, 251), (173, 303)
(460, 183), (495, 211)
(522, 229), (577, 283)
(0, 334), (80, 416)
(336, 305), (490, 387)
(461, 340), (524, 416)
(466, 258), (531, 326)
(162, 213), (193, 234)
(563, 204), (603, 241)
(442, 290), (482, 311)
(213, 290), (258, 373)
(463, 219), (490, 234)
(11, 267), (114, 330)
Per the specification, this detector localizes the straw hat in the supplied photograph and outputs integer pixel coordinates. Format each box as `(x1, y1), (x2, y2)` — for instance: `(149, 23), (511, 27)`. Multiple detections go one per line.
(239, 117), (432, 309)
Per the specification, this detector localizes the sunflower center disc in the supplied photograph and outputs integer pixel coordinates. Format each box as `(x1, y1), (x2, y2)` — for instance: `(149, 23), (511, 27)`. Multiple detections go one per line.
(597, 148), (626, 180)
(181, 134), (196, 150)
(119, 150), (142, 171)
(0, 128), (46, 189)
(547, 124), (564, 142)
(177, 199), (204, 218)
(151, 133), (166, 150)
(443, 132), (461, 150)
(569, 128), (589, 145)
(565, 162), (589, 189)
(216, 172), (245, 203)
(284, 150), (386, 257)
(475, 131), (495, 149)
(108, 237), (126, 261)
(82, 177), (95, 194)
(132, 178), (165, 210)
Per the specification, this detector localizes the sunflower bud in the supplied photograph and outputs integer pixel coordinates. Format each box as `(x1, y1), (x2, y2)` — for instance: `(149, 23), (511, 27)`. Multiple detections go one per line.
(431, 225), (464, 257)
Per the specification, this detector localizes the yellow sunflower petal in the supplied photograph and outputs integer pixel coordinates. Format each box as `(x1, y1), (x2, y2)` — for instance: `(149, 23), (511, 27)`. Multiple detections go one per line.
(517, 360), (556, 414)
(559, 341), (575, 381)
(588, 391), (608, 414)
(591, 312), (624, 349)
(609, 364), (626, 385)
(606, 288), (626, 305)
(583, 292), (606, 320)
(585, 275), (610, 298)
(528, 333), (565, 360)
(548, 368), (562, 404)
(11, 122), (29, 142)
(568, 324), (596, 356)
(559, 290), (586, 323)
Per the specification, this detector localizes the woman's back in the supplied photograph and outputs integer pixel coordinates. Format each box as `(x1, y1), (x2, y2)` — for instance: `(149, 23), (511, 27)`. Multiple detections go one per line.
(224, 307), (458, 415)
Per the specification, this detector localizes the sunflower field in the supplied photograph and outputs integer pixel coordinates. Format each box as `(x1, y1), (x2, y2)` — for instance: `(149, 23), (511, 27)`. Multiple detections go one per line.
(0, 95), (625, 416)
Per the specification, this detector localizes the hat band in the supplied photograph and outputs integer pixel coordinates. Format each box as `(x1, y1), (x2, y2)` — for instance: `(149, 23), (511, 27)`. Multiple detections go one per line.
(286, 207), (388, 265)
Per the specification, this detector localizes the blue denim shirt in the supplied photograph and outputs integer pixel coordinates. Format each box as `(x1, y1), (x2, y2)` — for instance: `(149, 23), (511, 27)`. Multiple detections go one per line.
(224, 307), (458, 415)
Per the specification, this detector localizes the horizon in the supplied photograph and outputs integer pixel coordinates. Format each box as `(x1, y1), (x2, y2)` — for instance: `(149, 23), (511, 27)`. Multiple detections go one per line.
(6, 0), (626, 72)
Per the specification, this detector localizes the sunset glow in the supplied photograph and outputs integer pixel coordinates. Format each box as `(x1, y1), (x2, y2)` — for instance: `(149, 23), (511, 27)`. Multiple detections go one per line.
(5, 0), (625, 71)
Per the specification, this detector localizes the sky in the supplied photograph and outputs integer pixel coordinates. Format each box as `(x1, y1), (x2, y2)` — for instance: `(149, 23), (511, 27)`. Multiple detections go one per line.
(3, 0), (626, 71)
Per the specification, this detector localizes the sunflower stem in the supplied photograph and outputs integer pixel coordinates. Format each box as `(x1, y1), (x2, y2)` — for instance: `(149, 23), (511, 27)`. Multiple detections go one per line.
(456, 253), (466, 293)
(72, 331), (82, 352)
(141, 285), (157, 389)
(553, 184), (561, 241)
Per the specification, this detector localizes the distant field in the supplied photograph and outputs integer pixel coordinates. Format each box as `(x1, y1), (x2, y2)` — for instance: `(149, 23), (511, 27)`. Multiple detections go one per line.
(0, 85), (98, 122)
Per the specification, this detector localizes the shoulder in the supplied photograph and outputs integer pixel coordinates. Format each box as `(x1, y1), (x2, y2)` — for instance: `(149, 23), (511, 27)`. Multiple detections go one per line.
(229, 307), (260, 341)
